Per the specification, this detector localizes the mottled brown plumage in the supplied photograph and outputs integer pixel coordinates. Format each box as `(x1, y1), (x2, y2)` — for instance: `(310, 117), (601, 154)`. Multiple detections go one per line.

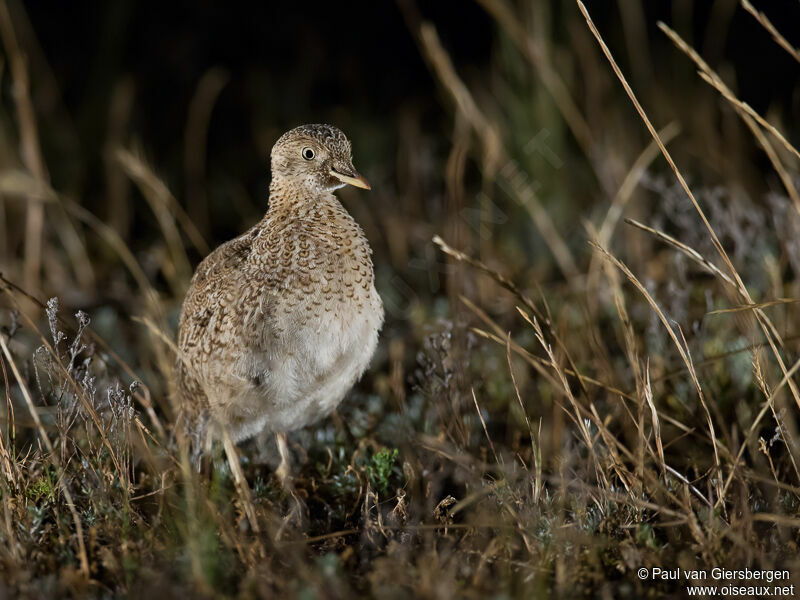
(177, 124), (383, 478)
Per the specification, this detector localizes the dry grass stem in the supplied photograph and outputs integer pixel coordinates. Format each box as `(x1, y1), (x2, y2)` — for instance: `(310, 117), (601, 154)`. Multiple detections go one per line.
(0, 335), (89, 577)
(578, 1), (800, 416)
(740, 0), (800, 65)
(419, 22), (579, 279)
(658, 22), (800, 164)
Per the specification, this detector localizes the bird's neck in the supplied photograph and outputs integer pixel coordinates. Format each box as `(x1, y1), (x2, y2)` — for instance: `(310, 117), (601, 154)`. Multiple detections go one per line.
(267, 176), (342, 216)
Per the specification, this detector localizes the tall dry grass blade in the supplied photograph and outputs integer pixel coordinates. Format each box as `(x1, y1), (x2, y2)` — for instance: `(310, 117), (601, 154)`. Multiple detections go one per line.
(736, 105), (800, 215)
(740, 0), (800, 65)
(591, 242), (725, 503)
(57, 198), (163, 313)
(416, 20), (578, 279)
(644, 364), (665, 478)
(0, 335), (89, 577)
(577, 2), (734, 281)
(578, 1), (800, 414)
(594, 240), (647, 494)
(708, 298), (800, 315)
(658, 23), (800, 164)
(471, 388), (501, 467)
(474, 0), (594, 157)
(623, 218), (733, 287)
(623, 217), (784, 345)
(115, 148), (193, 293)
(117, 147), (210, 256)
(0, 475), (18, 561)
(0, 4), (94, 291)
(185, 67), (229, 237)
(657, 21), (800, 213)
(61, 197), (177, 397)
(496, 159), (580, 280)
(133, 314), (220, 431)
(221, 428), (262, 535)
(524, 310), (610, 491)
(595, 122), (681, 249)
(174, 427), (211, 592)
(0, 352), (16, 487)
(506, 334), (541, 503)
(133, 315), (202, 416)
(0, 0), (45, 292)
(435, 236), (587, 394)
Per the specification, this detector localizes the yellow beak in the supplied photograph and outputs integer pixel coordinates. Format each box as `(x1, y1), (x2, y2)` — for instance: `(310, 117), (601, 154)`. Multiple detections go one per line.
(330, 169), (371, 190)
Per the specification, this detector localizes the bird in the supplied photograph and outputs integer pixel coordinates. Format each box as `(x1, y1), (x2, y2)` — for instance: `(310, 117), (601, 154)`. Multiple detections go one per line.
(176, 123), (383, 484)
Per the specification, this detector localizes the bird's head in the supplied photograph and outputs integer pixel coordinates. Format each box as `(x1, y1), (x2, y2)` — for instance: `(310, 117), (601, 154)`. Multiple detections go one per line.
(270, 124), (370, 193)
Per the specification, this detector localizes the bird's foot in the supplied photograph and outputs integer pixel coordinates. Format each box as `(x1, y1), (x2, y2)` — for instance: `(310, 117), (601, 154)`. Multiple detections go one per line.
(272, 432), (308, 537)
(285, 488), (308, 526)
(272, 482), (308, 540)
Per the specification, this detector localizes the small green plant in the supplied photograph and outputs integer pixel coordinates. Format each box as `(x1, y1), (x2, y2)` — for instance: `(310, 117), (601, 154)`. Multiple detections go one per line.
(366, 447), (398, 494)
(25, 468), (56, 504)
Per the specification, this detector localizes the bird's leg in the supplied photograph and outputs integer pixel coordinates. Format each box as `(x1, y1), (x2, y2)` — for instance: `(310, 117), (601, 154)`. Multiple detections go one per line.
(275, 431), (292, 486)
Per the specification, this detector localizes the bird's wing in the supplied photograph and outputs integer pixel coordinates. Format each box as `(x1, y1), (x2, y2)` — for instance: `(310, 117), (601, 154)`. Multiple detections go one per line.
(177, 229), (264, 397)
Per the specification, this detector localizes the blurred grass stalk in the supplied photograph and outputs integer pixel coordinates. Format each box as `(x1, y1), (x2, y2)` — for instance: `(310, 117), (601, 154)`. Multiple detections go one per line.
(416, 0), (800, 568)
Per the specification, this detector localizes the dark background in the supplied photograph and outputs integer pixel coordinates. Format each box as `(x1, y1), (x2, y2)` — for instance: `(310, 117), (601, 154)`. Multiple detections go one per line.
(21, 0), (800, 237)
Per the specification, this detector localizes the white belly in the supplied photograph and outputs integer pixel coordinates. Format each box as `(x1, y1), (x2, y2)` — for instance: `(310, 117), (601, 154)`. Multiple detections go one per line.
(220, 286), (383, 441)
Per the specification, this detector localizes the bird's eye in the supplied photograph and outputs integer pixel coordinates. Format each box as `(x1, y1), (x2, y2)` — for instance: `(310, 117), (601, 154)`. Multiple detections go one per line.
(301, 147), (315, 160)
